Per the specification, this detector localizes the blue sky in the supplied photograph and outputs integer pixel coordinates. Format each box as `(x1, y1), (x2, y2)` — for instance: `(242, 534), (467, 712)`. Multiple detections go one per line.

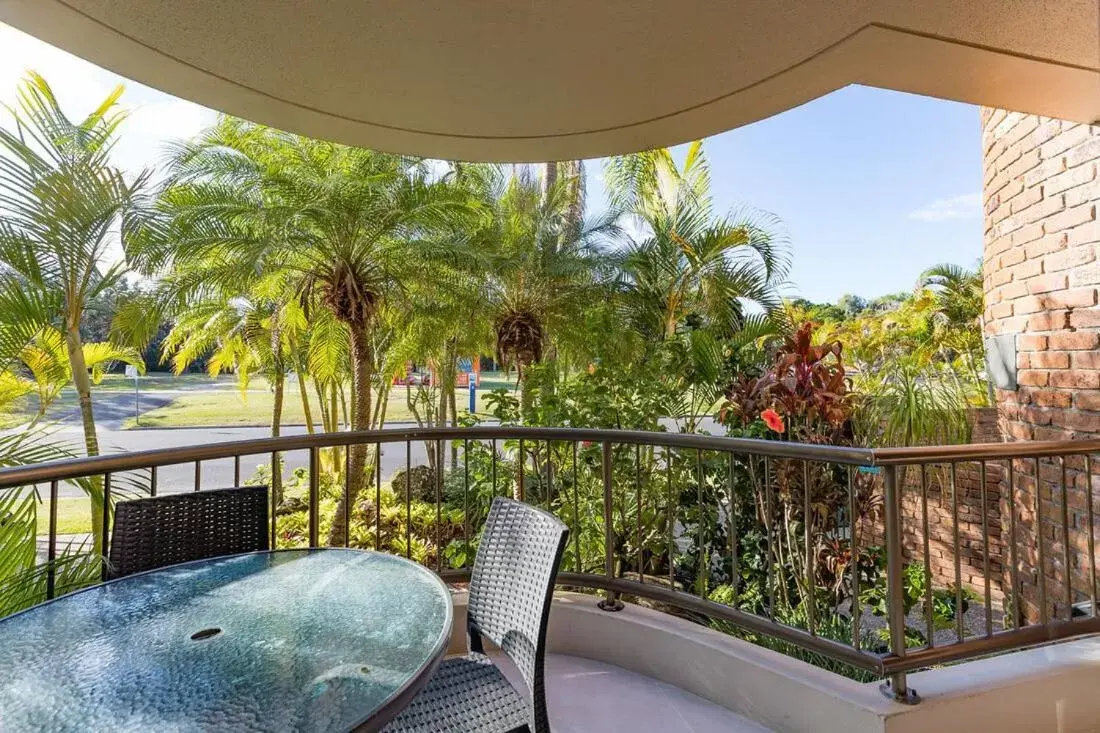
(0, 23), (982, 305)
(588, 86), (983, 303)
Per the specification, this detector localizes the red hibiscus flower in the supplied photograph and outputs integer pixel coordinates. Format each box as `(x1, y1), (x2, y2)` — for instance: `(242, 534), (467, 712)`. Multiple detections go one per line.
(761, 408), (785, 434)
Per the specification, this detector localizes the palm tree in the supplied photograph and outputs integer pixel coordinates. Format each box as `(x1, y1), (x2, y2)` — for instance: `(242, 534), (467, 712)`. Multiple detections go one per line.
(160, 287), (302, 502)
(0, 429), (103, 618)
(479, 165), (617, 412)
(917, 261), (989, 404)
(0, 74), (148, 552)
(129, 117), (476, 545)
(15, 328), (144, 418)
(605, 141), (789, 341)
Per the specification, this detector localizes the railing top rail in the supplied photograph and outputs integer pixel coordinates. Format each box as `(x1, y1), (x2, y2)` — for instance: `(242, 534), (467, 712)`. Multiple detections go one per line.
(0, 426), (876, 488)
(8, 422), (1100, 488)
(870, 437), (1100, 465)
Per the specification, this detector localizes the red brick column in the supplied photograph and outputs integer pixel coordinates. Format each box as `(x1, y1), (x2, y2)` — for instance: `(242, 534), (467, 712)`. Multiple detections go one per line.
(982, 109), (1100, 623)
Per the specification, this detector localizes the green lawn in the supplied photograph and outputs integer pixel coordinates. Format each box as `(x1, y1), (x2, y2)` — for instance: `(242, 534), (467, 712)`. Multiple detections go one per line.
(126, 375), (515, 428)
(36, 498), (93, 536)
(0, 373), (232, 428)
(0, 371), (518, 430)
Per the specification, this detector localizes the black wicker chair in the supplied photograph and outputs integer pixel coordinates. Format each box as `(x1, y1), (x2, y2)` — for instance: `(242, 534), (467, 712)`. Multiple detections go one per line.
(106, 485), (270, 580)
(385, 497), (569, 733)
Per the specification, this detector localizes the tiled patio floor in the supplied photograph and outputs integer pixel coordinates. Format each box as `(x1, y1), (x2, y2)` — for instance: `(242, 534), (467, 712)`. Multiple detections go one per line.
(496, 653), (772, 732)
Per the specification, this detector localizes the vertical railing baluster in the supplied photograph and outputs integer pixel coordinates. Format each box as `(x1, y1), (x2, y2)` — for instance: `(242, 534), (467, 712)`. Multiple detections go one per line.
(571, 441), (581, 574)
(667, 446), (674, 588)
(435, 439), (443, 574)
(599, 440), (623, 611)
(546, 441), (554, 512)
(803, 460), (815, 637)
(270, 452), (277, 548)
(405, 440), (412, 559)
(765, 456), (776, 620)
(193, 461), (201, 492)
(696, 448), (704, 594)
(980, 460), (993, 637)
(464, 438), (471, 566)
(491, 439), (498, 496)
(728, 452), (737, 605)
(1060, 456), (1072, 619)
(374, 443), (382, 550)
(46, 480), (58, 600)
(951, 462), (964, 641)
(1008, 459), (1021, 629)
(920, 465), (933, 646)
(517, 438), (526, 502)
(883, 464), (911, 701)
(100, 473), (112, 581)
(150, 465), (158, 497)
(848, 466), (860, 650)
(342, 444), (351, 548)
(233, 455), (240, 487)
(636, 443), (643, 584)
(308, 447), (320, 547)
(1087, 454), (1097, 618)
(1036, 456), (1048, 625)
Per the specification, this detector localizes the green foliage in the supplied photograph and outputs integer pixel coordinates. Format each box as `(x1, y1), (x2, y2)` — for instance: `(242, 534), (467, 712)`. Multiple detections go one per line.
(860, 561), (974, 636)
(0, 429), (104, 618)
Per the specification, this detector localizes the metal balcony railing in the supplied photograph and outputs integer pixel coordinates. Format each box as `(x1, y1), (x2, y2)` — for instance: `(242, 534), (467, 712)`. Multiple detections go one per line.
(1, 427), (1098, 703)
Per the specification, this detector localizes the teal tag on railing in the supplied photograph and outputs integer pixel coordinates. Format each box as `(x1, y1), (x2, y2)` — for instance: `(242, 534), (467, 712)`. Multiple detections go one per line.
(857, 466), (882, 475)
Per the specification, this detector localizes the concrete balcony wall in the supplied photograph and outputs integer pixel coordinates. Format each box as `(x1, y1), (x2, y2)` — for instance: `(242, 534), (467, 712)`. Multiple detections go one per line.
(982, 109), (1100, 623)
(448, 591), (1100, 732)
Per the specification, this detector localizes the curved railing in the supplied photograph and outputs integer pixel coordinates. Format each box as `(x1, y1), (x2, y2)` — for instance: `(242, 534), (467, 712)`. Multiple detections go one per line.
(3, 426), (1099, 701)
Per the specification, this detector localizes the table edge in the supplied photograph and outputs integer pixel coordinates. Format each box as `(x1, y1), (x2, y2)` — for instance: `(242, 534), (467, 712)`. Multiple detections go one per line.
(1, 547), (456, 733)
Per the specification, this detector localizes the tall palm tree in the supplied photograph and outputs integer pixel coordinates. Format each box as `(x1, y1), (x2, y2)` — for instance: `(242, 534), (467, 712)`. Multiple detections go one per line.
(605, 141), (789, 341)
(479, 165), (617, 408)
(917, 261), (989, 404)
(15, 327), (144, 418)
(918, 262), (983, 329)
(129, 117), (475, 544)
(0, 74), (147, 552)
(160, 285), (302, 502)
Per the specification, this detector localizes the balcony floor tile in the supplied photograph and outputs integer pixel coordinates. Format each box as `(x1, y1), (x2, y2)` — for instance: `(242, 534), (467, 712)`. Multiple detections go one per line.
(495, 653), (772, 732)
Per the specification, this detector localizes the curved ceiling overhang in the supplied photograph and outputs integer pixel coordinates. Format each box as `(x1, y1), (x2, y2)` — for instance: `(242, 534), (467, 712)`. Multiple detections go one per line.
(1, 0), (1098, 161)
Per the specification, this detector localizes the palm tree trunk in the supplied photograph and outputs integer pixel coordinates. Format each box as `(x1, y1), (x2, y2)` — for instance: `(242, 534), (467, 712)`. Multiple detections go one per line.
(64, 319), (105, 554)
(337, 381), (349, 430)
(543, 161), (558, 201)
(449, 372), (459, 465)
(314, 380), (331, 432)
(376, 380), (391, 429)
(328, 323), (372, 546)
(514, 373), (537, 501)
(270, 370), (284, 504)
(297, 369), (315, 434)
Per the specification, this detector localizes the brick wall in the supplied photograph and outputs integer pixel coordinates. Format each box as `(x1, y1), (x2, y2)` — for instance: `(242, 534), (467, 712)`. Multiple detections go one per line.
(862, 409), (1005, 603)
(982, 108), (1100, 623)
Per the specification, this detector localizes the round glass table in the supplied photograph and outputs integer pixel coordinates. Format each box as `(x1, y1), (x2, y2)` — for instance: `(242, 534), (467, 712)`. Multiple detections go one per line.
(0, 549), (453, 732)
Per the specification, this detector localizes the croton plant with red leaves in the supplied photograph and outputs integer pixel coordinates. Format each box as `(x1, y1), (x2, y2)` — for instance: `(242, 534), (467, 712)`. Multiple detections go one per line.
(719, 322), (852, 441)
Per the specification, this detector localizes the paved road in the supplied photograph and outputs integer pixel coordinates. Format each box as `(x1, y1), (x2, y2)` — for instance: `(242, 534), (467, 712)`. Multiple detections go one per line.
(40, 424), (432, 497)
(13, 382), (719, 498)
(37, 380), (258, 430)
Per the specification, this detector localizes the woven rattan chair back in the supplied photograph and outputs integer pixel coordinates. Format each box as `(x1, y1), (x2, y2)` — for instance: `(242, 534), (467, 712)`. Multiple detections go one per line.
(467, 497), (568, 733)
(107, 485), (270, 579)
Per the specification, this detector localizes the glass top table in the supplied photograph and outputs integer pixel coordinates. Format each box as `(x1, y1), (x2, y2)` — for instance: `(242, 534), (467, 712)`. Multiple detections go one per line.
(0, 549), (453, 732)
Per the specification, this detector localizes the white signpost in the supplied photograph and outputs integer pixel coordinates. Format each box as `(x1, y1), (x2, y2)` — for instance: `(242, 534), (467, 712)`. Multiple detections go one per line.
(125, 365), (140, 425)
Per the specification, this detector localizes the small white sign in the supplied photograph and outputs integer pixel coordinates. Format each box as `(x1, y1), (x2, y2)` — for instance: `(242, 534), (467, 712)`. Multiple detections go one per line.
(124, 365), (139, 379)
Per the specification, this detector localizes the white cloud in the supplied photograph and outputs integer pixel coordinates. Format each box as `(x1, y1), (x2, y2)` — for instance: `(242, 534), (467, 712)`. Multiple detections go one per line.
(907, 193), (981, 222)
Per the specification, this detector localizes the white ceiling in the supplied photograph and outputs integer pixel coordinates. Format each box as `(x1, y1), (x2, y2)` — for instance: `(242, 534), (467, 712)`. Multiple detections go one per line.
(1, 0), (1097, 161)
